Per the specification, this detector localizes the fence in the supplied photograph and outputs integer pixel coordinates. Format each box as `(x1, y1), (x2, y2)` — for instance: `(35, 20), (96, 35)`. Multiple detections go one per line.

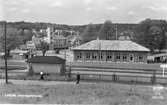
(66, 65), (167, 84)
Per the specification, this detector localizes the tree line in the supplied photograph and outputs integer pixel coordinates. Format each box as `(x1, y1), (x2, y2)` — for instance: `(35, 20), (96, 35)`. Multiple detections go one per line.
(81, 19), (167, 52)
(0, 18), (167, 56)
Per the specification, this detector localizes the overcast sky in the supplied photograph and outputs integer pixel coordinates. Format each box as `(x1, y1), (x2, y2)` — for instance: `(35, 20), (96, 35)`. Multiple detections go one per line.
(1, 0), (167, 25)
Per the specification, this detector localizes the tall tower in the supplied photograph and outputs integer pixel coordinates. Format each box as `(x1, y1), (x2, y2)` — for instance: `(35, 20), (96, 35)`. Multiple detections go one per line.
(116, 24), (118, 40)
(46, 27), (51, 43)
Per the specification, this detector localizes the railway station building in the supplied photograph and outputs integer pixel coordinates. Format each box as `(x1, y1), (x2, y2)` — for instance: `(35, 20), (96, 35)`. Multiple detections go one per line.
(72, 39), (150, 63)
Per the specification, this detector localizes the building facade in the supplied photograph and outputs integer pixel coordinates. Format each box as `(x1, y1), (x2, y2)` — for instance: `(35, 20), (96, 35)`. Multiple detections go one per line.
(72, 40), (150, 63)
(32, 35), (43, 45)
(44, 27), (70, 50)
(50, 35), (68, 50)
(67, 35), (81, 47)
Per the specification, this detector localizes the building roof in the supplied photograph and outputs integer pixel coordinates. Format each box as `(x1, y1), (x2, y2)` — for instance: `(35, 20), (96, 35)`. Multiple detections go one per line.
(72, 40), (150, 52)
(28, 56), (65, 64)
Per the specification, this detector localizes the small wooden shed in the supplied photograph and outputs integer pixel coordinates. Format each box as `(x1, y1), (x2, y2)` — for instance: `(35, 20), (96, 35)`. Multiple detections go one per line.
(28, 56), (66, 75)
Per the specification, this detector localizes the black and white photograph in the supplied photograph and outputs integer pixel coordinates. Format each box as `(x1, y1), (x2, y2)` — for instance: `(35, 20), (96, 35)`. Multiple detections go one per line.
(0, 0), (167, 104)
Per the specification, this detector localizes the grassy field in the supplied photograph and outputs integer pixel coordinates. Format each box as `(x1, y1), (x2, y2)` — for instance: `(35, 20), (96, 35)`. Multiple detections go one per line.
(0, 82), (167, 104)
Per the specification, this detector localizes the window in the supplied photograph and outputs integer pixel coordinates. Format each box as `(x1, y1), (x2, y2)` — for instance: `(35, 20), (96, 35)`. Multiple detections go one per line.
(107, 55), (112, 59)
(116, 53), (121, 61)
(77, 52), (82, 59)
(86, 52), (90, 59)
(116, 55), (120, 60)
(129, 54), (134, 62)
(107, 52), (112, 60)
(92, 52), (97, 59)
(99, 52), (103, 60)
(123, 53), (127, 61)
(123, 55), (127, 61)
(130, 56), (133, 60)
(100, 55), (103, 59)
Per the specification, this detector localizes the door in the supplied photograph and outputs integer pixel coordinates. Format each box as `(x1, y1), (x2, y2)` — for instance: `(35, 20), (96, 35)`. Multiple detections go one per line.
(129, 54), (134, 62)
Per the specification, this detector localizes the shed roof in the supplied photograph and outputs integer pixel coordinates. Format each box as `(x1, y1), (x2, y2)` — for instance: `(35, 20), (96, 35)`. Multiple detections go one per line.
(28, 56), (65, 64)
(72, 40), (150, 52)
(11, 49), (28, 54)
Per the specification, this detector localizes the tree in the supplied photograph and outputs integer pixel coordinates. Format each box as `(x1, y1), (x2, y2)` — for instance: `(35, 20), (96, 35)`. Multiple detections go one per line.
(134, 19), (167, 52)
(22, 29), (33, 44)
(38, 41), (49, 56)
(81, 23), (98, 44)
(17, 28), (33, 44)
(0, 27), (22, 57)
(99, 20), (116, 40)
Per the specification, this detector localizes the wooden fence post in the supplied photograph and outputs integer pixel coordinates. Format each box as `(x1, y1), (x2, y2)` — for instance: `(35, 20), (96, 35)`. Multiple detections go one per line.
(151, 70), (156, 84)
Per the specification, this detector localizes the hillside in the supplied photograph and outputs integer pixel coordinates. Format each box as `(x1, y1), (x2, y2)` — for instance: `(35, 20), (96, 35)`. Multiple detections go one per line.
(0, 20), (166, 51)
(0, 21), (138, 35)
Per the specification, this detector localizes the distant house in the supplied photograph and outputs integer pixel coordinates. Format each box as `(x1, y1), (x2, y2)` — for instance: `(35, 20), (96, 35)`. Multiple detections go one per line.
(32, 35), (43, 45)
(50, 35), (68, 50)
(28, 56), (66, 75)
(72, 39), (150, 63)
(10, 49), (28, 60)
(44, 27), (80, 50)
(118, 30), (134, 40)
(67, 35), (81, 47)
(26, 41), (36, 50)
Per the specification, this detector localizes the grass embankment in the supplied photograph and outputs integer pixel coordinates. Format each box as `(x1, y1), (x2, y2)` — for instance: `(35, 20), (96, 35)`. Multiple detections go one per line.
(0, 82), (166, 104)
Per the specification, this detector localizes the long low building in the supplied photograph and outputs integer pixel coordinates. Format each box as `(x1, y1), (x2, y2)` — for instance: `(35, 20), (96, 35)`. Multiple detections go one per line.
(72, 39), (150, 63)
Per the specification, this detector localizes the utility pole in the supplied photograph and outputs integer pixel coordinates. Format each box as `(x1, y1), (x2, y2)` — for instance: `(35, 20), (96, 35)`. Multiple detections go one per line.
(116, 24), (118, 40)
(4, 21), (8, 84)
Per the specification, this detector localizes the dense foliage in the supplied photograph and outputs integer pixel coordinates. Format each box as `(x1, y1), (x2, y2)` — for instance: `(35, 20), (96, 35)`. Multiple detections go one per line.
(0, 27), (22, 56)
(99, 20), (116, 40)
(0, 19), (167, 53)
(134, 19), (167, 52)
(81, 23), (98, 44)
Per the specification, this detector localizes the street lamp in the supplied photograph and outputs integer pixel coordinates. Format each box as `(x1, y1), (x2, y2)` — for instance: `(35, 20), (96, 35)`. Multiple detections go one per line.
(3, 21), (8, 84)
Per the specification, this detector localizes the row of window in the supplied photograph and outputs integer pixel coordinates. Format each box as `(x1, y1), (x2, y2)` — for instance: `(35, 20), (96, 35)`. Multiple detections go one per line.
(76, 52), (144, 62)
(52, 39), (67, 43)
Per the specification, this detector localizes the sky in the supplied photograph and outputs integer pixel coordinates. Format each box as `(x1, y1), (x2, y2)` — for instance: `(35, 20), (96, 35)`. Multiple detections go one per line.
(1, 0), (167, 25)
